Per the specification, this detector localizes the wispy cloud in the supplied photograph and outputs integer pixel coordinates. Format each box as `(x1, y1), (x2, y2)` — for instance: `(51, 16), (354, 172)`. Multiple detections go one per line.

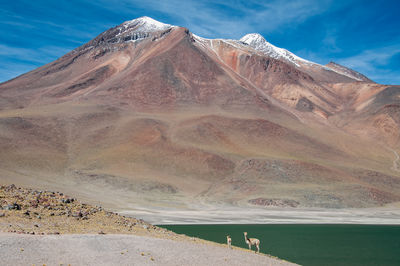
(91, 0), (336, 38)
(0, 44), (73, 82)
(295, 43), (400, 84)
(339, 46), (400, 72)
(0, 61), (38, 82)
(337, 45), (400, 84)
(322, 27), (342, 53)
(0, 44), (72, 64)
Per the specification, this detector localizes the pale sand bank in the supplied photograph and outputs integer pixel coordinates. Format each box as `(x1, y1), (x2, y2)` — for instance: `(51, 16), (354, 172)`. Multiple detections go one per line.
(0, 233), (296, 266)
(118, 206), (400, 224)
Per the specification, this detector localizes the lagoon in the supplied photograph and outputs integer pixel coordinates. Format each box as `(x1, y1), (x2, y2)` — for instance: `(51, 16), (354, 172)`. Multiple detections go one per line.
(160, 224), (400, 266)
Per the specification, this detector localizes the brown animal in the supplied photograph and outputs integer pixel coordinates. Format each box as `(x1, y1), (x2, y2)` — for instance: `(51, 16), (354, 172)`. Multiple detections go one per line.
(244, 232), (260, 253)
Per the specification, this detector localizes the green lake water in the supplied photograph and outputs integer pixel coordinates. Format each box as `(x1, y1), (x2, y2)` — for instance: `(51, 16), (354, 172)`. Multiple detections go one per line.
(159, 224), (400, 266)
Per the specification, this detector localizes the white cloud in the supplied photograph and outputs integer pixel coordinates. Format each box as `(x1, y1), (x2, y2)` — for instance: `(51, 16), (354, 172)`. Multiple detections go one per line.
(337, 45), (400, 84)
(0, 44), (72, 64)
(0, 45), (74, 82)
(0, 62), (38, 82)
(339, 46), (400, 71)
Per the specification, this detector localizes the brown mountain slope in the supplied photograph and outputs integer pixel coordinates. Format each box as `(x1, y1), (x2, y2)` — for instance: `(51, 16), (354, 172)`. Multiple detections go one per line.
(0, 17), (399, 217)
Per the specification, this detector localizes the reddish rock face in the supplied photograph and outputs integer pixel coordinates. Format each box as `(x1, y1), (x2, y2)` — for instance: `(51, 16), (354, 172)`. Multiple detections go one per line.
(0, 17), (399, 210)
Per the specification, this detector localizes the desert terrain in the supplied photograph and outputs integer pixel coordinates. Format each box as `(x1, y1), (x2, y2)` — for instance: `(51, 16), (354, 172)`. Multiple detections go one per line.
(1, 17), (400, 223)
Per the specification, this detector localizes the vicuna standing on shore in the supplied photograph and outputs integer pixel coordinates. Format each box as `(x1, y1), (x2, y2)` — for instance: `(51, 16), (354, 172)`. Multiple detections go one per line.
(227, 235), (232, 249)
(243, 232), (260, 253)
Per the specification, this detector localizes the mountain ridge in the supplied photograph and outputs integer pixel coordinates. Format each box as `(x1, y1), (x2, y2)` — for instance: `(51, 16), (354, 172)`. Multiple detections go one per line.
(61, 16), (371, 84)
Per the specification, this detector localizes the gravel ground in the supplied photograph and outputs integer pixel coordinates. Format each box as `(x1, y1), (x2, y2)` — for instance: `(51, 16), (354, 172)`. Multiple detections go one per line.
(0, 233), (296, 266)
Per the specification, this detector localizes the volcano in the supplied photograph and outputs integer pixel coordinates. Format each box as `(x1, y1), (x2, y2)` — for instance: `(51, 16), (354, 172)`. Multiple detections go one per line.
(1, 17), (400, 220)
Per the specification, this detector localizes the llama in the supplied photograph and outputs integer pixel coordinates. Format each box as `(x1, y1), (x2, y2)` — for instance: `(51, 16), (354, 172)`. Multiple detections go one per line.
(243, 232), (260, 253)
(227, 235), (232, 249)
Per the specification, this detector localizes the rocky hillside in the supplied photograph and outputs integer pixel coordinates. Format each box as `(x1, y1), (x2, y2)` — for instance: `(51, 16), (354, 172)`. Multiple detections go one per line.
(0, 184), (171, 236)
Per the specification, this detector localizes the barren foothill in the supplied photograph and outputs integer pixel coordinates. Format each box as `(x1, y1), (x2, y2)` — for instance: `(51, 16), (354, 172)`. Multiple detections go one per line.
(0, 184), (164, 236)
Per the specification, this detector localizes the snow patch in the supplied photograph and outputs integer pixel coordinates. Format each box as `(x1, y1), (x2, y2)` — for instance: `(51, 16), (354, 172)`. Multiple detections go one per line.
(240, 33), (315, 67)
(192, 34), (211, 49)
(122, 16), (172, 33)
(108, 16), (175, 44)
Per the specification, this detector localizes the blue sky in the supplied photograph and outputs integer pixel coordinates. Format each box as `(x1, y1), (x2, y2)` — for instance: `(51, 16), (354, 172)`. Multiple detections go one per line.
(1, 0), (399, 84)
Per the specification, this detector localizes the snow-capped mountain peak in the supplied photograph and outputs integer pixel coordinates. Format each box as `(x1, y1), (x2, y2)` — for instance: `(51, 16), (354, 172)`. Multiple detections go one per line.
(74, 16), (176, 53)
(240, 33), (268, 48)
(122, 16), (173, 32)
(240, 33), (312, 67)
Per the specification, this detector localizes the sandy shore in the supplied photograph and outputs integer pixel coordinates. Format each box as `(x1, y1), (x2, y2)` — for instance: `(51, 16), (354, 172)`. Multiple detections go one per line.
(0, 233), (296, 266)
(118, 206), (400, 225)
